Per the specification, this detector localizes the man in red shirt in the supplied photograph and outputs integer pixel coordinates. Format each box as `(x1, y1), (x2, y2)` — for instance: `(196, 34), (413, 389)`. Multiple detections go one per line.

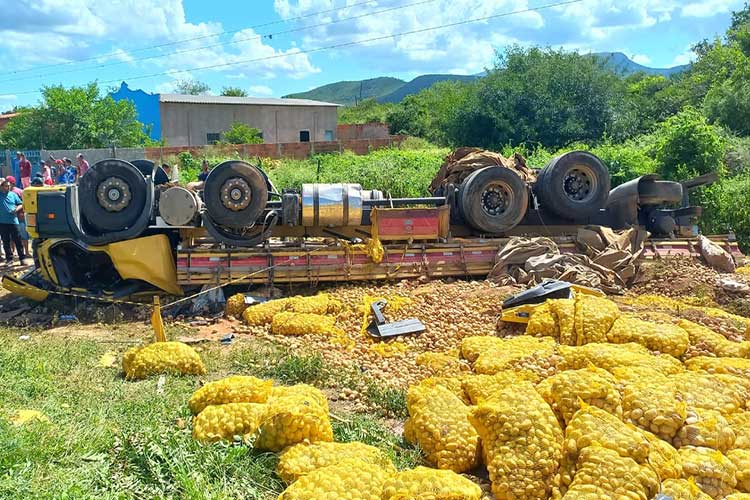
(77, 153), (90, 179)
(16, 152), (31, 188)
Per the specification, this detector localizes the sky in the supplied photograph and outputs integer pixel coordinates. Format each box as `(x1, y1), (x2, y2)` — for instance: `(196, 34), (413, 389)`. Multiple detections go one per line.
(0, 0), (744, 110)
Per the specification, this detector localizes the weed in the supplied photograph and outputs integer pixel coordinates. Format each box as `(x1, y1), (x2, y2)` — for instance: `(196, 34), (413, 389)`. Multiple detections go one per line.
(332, 413), (422, 471)
(229, 343), (328, 385)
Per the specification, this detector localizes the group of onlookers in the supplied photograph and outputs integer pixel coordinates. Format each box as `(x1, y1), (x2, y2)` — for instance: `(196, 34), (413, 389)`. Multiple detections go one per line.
(15, 151), (90, 188)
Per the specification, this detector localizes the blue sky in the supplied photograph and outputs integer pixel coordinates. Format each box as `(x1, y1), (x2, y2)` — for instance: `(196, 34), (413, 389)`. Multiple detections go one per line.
(0, 0), (744, 110)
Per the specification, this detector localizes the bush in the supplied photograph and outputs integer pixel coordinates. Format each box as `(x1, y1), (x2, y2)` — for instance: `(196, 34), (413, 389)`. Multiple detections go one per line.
(590, 140), (659, 187)
(700, 174), (750, 251)
(652, 107), (726, 180)
(222, 122), (263, 145)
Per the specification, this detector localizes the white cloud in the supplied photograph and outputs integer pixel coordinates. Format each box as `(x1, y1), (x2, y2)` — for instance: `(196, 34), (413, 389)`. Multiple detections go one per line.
(631, 53), (652, 65)
(681, 0), (742, 18)
(248, 85), (273, 96)
(226, 73), (247, 80)
(0, 93), (17, 102)
(671, 50), (696, 66)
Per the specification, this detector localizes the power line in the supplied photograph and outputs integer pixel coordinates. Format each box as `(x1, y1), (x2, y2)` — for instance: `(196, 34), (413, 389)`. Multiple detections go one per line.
(2, 0), (583, 98)
(0, 0), (439, 86)
(6, 0), (385, 76)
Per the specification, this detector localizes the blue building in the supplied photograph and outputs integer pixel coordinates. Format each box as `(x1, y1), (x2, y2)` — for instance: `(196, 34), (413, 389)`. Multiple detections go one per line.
(109, 82), (161, 141)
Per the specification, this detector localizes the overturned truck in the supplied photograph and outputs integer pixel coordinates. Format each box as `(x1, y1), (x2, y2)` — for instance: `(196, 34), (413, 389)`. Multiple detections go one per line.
(3, 148), (724, 301)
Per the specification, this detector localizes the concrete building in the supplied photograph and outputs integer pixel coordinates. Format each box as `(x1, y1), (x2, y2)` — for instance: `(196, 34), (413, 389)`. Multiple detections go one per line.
(110, 82), (339, 146)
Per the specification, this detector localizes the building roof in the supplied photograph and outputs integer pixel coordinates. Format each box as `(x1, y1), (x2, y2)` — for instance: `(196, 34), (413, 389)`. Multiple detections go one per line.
(158, 94), (340, 107)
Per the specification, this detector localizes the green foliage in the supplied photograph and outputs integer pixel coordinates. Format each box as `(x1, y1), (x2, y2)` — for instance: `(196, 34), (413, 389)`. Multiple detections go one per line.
(0, 83), (151, 149)
(652, 107), (726, 180)
(724, 134), (750, 174)
(700, 174), (750, 250)
(174, 79), (211, 95)
(220, 86), (248, 97)
(332, 414), (422, 470)
(338, 99), (395, 124)
(222, 122), (263, 145)
(704, 61), (750, 135)
(590, 139), (659, 187)
(445, 47), (624, 149)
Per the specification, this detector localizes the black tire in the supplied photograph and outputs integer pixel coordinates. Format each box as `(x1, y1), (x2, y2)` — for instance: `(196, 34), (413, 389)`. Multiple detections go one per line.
(458, 166), (528, 234)
(79, 159), (148, 233)
(537, 151), (610, 219)
(638, 179), (683, 205)
(203, 160), (268, 228)
(131, 159), (169, 185)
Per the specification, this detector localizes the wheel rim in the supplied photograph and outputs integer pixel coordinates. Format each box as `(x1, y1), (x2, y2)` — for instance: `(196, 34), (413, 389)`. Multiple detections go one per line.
(481, 181), (513, 217)
(220, 177), (252, 211)
(96, 176), (132, 212)
(563, 164), (597, 203)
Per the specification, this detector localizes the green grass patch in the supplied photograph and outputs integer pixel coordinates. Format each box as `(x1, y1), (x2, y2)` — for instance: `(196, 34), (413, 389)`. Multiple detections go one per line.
(0, 329), (411, 498)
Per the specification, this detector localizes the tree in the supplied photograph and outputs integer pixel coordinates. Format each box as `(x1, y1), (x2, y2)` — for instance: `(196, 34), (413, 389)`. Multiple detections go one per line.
(0, 83), (151, 149)
(339, 99), (395, 124)
(220, 86), (248, 97)
(445, 47), (625, 149)
(652, 107), (726, 180)
(222, 122), (263, 144)
(174, 79), (211, 95)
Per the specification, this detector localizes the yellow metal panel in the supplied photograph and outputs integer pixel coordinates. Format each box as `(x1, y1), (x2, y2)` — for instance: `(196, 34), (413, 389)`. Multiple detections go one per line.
(22, 186), (66, 239)
(1, 275), (50, 302)
(35, 239), (59, 283)
(107, 235), (183, 296)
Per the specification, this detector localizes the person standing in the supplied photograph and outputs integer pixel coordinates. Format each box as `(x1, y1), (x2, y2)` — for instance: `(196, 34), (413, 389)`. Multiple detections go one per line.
(5, 176), (29, 257)
(40, 160), (53, 185)
(77, 153), (89, 179)
(17, 152), (32, 188)
(0, 179), (27, 264)
(60, 157), (77, 184)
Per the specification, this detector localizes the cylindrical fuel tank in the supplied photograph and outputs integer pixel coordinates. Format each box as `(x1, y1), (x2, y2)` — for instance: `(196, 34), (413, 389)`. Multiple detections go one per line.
(159, 186), (203, 226)
(301, 183), (363, 226)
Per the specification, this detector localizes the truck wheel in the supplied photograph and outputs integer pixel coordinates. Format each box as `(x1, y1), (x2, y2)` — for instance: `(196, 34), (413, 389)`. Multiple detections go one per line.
(638, 179), (683, 205)
(458, 166), (528, 234)
(537, 151), (610, 219)
(204, 160), (268, 228)
(131, 159), (169, 185)
(79, 159), (148, 232)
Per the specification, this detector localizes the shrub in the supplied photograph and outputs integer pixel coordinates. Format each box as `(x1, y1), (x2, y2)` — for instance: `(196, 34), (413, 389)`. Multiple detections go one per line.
(222, 122), (263, 145)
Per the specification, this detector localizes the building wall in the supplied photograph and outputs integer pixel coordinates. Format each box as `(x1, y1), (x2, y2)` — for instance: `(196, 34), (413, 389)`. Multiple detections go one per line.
(159, 102), (338, 146)
(336, 123), (390, 140)
(110, 82), (161, 141)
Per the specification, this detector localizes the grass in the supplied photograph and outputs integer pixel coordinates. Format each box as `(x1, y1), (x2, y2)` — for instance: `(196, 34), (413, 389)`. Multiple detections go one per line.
(0, 327), (415, 499)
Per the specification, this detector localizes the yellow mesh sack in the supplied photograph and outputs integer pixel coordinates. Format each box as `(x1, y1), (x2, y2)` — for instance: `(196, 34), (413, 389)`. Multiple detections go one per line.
(380, 466), (482, 500)
(642, 429), (683, 480)
(539, 365), (622, 425)
(573, 294), (620, 345)
(122, 341), (206, 380)
(724, 494), (750, 500)
(558, 342), (684, 375)
(415, 352), (470, 376)
(606, 315), (689, 357)
(277, 441), (394, 483)
(609, 365), (671, 384)
(460, 335), (506, 362)
(468, 381), (563, 500)
(191, 402), (266, 443)
(271, 312), (338, 336)
(526, 302), (559, 339)
(269, 384), (329, 412)
(285, 294), (343, 315)
(678, 446), (737, 499)
(549, 298), (576, 345)
(403, 418), (416, 445)
(561, 444), (658, 500)
(672, 371), (745, 415)
(278, 458), (394, 500)
(225, 293), (249, 317)
(417, 376), (471, 405)
(559, 403), (650, 490)
(658, 478), (713, 500)
(462, 371), (529, 405)
(406, 384), (480, 473)
(728, 412), (750, 449)
(622, 379), (686, 440)
(728, 449), (750, 492)
(242, 298), (289, 326)
(673, 408), (736, 452)
(188, 375), (273, 414)
(472, 336), (556, 375)
(685, 357), (750, 378)
(678, 319), (750, 358)
(255, 394), (333, 452)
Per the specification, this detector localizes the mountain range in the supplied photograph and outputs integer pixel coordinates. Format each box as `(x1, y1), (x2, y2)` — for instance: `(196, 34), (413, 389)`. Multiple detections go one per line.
(284, 52), (690, 106)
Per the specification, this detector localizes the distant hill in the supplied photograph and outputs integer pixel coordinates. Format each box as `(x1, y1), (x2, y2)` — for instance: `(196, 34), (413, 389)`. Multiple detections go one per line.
(378, 74), (480, 103)
(591, 52), (689, 77)
(284, 53), (688, 106)
(283, 77), (405, 105)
